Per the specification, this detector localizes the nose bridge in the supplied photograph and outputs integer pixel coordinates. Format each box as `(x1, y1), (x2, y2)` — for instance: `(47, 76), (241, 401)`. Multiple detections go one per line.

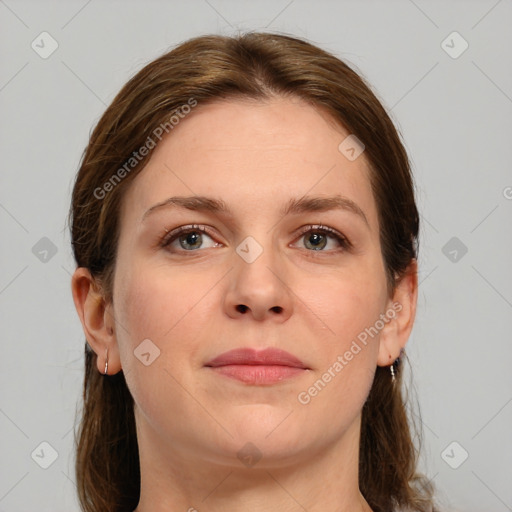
(234, 231), (281, 289)
(226, 229), (292, 320)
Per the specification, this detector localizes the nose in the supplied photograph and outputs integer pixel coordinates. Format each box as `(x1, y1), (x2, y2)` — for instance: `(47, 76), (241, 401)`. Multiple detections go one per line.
(223, 239), (294, 323)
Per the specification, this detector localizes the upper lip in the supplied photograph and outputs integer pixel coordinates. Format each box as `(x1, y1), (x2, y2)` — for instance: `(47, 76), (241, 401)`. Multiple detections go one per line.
(205, 348), (308, 369)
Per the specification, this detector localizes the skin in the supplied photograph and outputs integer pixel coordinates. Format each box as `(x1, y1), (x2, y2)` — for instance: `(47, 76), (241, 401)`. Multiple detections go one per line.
(72, 96), (417, 512)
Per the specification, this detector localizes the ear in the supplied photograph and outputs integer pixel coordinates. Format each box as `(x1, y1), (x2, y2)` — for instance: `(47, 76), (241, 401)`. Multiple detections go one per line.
(377, 259), (418, 367)
(71, 267), (122, 375)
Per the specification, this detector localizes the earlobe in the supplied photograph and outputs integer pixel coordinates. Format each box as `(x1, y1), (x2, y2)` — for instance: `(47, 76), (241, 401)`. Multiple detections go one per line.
(377, 260), (418, 367)
(71, 267), (122, 375)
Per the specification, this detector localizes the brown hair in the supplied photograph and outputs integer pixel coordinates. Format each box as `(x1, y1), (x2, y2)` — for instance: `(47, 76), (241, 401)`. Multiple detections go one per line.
(70, 32), (437, 512)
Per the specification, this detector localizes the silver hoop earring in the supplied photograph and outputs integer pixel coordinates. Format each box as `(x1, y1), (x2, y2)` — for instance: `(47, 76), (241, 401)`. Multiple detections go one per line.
(104, 348), (108, 375)
(391, 351), (403, 383)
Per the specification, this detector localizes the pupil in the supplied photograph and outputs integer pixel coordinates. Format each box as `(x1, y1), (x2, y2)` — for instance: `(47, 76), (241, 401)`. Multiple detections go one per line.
(182, 232), (201, 249)
(308, 232), (326, 250)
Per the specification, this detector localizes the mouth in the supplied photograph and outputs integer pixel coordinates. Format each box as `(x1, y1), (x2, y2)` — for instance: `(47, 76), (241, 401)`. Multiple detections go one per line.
(204, 347), (309, 385)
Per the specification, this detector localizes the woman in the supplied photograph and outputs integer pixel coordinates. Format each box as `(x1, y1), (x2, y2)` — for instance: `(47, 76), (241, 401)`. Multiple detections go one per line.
(69, 32), (438, 512)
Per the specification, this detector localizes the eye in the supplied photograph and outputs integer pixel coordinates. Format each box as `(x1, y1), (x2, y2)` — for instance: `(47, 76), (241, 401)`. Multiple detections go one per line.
(292, 225), (351, 252)
(160, 225), (221, 252)
(159, 223), (351, 254)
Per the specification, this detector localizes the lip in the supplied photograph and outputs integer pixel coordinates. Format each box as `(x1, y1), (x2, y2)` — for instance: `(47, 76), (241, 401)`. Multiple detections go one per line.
(206, 348), (308, 368)
(205, 348), (309, 385)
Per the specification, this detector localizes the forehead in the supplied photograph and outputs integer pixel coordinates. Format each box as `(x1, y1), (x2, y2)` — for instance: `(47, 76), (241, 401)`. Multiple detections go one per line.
(121, 96), (379, 230)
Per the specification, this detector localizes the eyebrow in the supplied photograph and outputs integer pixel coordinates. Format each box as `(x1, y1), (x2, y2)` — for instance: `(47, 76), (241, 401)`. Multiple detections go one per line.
(142, 194), (369, 228)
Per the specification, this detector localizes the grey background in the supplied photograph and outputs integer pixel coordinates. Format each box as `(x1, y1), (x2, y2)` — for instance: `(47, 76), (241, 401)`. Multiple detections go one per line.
(1, 0), (511, 511)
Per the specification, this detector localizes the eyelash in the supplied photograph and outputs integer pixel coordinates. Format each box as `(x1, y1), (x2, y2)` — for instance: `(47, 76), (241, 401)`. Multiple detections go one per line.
(159, 224), (352, 254)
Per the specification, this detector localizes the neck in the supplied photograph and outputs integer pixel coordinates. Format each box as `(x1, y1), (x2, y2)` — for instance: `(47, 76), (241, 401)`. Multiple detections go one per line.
(133, 412), (373, 512)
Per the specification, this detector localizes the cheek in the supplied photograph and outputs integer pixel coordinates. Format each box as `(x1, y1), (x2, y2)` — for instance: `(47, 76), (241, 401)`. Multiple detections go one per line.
(113, 261), (213, 369)
(293, 263), (386, 408)
(112, 262), (215, 429)
(296, 284), (381, 426)
(298, 262), (388, 348)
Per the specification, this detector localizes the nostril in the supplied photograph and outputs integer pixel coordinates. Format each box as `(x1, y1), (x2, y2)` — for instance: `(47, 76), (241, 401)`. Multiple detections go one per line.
(236, 304), (248, 313)
(271, 306), (283, 314)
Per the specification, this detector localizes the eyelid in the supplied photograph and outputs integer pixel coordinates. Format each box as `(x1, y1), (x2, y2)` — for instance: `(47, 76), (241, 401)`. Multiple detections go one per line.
(158, 223), (352, 252)
(292, 224), (352, 250)
(159, 224), (219, 248)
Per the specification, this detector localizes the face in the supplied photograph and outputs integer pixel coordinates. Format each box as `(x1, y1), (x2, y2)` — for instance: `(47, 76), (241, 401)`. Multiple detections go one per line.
(110, 96), (393, 468)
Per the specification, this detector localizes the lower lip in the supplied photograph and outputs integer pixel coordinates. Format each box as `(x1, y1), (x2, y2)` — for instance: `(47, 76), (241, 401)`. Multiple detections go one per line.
(208, 365), (306, 385)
